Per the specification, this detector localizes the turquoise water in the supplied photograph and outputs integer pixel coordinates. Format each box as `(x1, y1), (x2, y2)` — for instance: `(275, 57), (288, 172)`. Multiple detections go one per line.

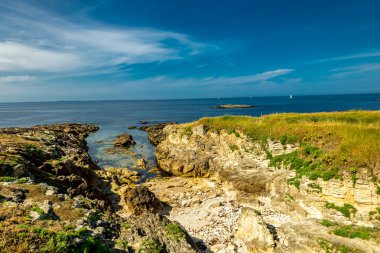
(0, 93), (379, 175)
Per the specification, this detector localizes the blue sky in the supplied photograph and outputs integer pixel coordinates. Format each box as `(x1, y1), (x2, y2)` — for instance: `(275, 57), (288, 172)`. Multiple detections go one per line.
(0, 0), (379, 102)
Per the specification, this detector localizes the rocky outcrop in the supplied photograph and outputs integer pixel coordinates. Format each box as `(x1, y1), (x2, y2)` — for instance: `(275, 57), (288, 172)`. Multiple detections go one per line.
(0, 123), (200, 253)
(216, 104), (256, 109)
(120, 184), (200, 252)
(0, 123), (106, 199)
(155, 123), (380, 252)
(113, 132), (136, 147)
(139, 122), (176, 145)
(145, 176), (243, 252)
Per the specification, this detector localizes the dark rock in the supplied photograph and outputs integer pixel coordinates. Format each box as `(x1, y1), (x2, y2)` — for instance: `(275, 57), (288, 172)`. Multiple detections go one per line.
(113, 133), (136, 148)
(125, 185), (163, 215)
(128, 126), (137, 129)
(11, 188), (28, 203)
(139, 120), (149, 125)
(139, 122), (176, 145)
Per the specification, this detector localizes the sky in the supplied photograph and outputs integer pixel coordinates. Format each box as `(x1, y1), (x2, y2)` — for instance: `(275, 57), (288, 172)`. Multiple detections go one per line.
(0, 0), (380, 102)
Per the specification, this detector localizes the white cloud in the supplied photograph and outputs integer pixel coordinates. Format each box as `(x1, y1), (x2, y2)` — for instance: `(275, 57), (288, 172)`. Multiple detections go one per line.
(0, 42), (81, 72)
(331, 63), (380, 77)
(0, 2), (206, 73)
(0, 75), (36, 82)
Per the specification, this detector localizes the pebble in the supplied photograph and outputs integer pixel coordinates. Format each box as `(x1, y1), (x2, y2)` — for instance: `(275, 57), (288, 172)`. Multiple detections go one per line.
(45, 189), (56, 196)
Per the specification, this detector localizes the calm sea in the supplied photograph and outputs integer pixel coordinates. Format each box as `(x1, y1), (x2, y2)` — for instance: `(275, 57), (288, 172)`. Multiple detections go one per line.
(1, 93), (379, 178)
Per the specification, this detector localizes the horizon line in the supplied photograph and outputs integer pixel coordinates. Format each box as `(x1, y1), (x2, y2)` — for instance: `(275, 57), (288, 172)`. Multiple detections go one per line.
(1, 91), (379, 104)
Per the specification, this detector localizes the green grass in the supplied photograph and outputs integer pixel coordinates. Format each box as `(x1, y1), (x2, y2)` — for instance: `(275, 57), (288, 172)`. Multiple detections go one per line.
(368, 207), (380, 221)
(0, 176), (18, 182)
(16, 177), (30, 184)
(7, 224), (110, 253)
(0, 155), (23, 167)
(332, 225), (376, 240)
(269, 145), (340, 187)
(320, 219), (337, 227)
(229, 144), (239, 152)
(116, 240), (129, 250)
(317, 238), (356, 253)
(325, 202), (357, 218)
(122, 220), (133, 230)
(192, 111), (380, 182)
(30, 205), (50, 220)
(165, 223), (184, 242)
(138, 237), (162, 253)
(308, 182), (322, 192)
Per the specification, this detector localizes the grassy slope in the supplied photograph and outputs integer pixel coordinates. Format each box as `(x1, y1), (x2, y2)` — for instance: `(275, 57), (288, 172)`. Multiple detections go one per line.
(190, 110), (380, 182)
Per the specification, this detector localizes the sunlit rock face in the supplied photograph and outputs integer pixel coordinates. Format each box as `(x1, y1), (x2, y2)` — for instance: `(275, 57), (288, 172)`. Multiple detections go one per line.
(154, 123), (380, 253)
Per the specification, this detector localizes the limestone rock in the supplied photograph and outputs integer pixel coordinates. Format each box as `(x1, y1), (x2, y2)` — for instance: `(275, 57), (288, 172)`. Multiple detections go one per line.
(139, 122), (176, 145)
(236, 208), (275, 252)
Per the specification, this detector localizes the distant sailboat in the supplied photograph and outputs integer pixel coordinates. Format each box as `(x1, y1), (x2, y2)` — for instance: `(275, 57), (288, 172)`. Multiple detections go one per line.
(289, 94), (293, 99)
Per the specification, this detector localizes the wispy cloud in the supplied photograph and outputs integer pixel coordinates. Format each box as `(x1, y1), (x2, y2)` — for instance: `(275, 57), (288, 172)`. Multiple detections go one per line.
(331, 63), (380, 77)
(0, 75), (36, 82)
(198, 69), (294, 86)
(134, 69), (295, 88)
(313, 51), (380, 64)
(0, 1), (206, 74)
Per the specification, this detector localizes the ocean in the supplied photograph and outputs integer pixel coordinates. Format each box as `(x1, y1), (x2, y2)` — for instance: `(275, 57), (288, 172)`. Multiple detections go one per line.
(1, 93), (379, 177)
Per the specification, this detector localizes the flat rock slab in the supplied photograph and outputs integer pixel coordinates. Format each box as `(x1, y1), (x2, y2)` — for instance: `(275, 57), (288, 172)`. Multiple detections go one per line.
(216, 104), (256, 109)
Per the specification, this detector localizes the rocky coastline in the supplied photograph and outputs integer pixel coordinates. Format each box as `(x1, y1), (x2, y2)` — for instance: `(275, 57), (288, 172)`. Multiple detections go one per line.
(1, 111), (380, 253)
(0, 124), (199, 252)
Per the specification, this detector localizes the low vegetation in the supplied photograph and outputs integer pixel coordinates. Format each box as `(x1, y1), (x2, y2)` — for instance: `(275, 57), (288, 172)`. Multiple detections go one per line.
(165, 223), (185, 242)
(324, 202), (357, 218)
(138, 237), (162, 253)
(368, 207), (380, 221)
(319, 219), (380, 241)
(332, 225), (374, 240)
(194, 111), (380, 183)
(0, 222), (110, 252)
(320, 219), (337, 227)
(317, 237), (356, 253)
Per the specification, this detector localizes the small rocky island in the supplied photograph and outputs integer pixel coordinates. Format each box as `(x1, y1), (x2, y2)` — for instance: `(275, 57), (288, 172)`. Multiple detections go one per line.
(1, 110), (380, 253)
(216, 104), (256, 109)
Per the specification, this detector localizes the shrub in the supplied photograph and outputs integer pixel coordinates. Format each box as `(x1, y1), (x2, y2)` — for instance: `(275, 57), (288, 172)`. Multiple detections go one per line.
(166, 223), (184, 242)
(325, 203), (357, 218)
(333, 226), (371, 240)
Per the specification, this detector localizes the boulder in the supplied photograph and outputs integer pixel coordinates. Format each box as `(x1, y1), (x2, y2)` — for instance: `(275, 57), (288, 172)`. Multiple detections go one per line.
(137, 158), (146, 168)
(124, 185), (163, 215)
(113, 133), (136, 148)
